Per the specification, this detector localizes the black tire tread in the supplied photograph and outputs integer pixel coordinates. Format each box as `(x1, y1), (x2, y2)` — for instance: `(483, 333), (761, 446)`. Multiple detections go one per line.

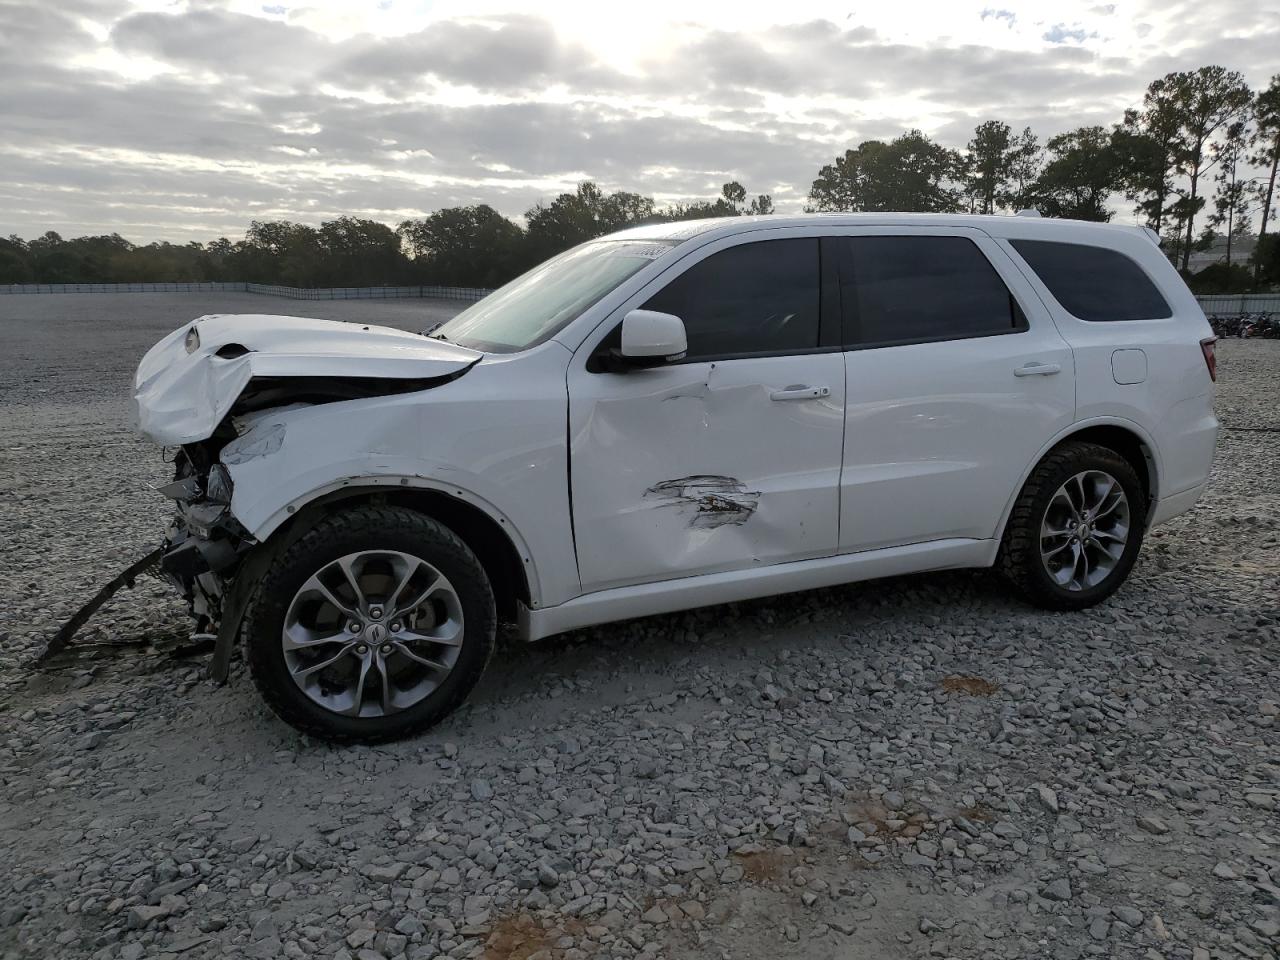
(997, 440), (1146, 611)
(241, 504), (495, 744)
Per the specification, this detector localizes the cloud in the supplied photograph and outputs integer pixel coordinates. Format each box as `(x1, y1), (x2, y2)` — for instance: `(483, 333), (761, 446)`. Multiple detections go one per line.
(110, 7), (337, 84)
(1, 0), (1278, 241)
(1042, 24), (1098, 44)
(981, 9), (1017, 26)
(331, 14), (631, 95)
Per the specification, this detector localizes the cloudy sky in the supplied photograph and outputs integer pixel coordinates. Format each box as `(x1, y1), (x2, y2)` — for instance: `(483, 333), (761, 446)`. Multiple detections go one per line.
(2, 0), (1278, 243)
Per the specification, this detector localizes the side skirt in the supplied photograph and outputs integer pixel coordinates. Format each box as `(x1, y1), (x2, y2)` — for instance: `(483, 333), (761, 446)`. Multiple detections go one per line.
(518, 538), (998, 642)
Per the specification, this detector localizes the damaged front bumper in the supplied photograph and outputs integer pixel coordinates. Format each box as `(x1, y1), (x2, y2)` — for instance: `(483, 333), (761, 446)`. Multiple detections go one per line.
(159, 493), (252, 591)
(154, 448), (263, 681)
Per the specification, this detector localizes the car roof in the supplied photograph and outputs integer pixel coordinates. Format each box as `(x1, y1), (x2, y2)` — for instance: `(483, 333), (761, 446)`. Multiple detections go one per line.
(607, 213), (1159, 247)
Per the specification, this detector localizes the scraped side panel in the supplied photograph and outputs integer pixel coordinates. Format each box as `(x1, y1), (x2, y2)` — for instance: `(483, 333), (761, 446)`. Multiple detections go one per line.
(643, 475), (761, 528)
(568, 355), (845, 593)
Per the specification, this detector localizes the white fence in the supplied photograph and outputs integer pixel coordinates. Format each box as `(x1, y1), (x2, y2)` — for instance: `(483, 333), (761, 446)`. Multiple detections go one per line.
(244, 283), (491, 302)
(1195, 294), (1280, 315)
(1, 282), (248, 294)
(0, 282), (491, 302)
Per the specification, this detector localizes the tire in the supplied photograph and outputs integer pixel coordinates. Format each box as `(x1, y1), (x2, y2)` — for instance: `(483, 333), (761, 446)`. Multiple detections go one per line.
(242, 504), (495, 743)
(997, 441), (1148, 611)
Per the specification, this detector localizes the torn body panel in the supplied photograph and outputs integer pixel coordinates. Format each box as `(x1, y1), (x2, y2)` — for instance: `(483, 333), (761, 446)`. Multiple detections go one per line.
(34, 547), (166, 664)
(133, 314), (481, 445)
(150, 442), (259, 646)
(568, 355), (846, 593)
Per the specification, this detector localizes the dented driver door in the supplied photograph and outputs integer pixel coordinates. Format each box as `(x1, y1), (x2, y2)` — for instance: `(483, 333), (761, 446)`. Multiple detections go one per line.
(566, 234), (846, 594)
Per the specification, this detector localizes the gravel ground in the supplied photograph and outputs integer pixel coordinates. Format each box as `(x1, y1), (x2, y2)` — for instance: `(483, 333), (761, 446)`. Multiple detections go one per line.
(1, 294), (1277, 960)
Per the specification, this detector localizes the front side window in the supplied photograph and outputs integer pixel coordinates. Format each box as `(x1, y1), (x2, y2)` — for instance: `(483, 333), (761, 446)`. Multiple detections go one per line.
(431, 239), (676, 352)
(642, 238), (820, 360)
(841, 236), (1025, 347)
(1010, 239), (1171, 322)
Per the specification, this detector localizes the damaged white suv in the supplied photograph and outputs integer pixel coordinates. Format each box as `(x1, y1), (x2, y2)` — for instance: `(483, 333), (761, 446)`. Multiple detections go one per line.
(134, 215), (1219, 742)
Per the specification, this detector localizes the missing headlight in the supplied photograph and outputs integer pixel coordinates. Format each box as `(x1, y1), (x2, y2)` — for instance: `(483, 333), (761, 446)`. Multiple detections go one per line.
(206, 464), (233, 504)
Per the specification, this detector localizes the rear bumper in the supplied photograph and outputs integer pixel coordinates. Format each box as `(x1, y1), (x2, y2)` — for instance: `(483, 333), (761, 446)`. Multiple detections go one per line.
(1148, 480), (1208, 528)
(1156, 395), (1218, 501)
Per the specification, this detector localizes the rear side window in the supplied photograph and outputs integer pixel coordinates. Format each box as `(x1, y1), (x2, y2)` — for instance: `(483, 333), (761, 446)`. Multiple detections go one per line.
(1010, 239), (1171, 322)
(642, 238), (820, 360)
(840, 236), (1025, 347)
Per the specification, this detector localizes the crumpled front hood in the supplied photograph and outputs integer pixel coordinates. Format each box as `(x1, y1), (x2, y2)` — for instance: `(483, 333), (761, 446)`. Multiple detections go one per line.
(134, 313), (481, 445)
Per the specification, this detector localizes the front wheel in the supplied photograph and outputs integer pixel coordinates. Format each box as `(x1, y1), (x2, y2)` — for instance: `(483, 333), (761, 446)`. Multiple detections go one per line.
(242, 505), (495, 743)
(998, 441), (1148, 611)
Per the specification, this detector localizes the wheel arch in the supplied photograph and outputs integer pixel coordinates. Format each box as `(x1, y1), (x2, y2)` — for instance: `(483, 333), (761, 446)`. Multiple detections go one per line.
(996, 418), (1161, 542)
(254, 480), (537, 621)
(1059, 424), (1157, 506)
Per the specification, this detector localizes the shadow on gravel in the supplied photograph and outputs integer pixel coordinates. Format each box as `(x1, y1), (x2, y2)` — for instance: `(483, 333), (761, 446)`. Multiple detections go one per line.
(475, 568), (1017, 688)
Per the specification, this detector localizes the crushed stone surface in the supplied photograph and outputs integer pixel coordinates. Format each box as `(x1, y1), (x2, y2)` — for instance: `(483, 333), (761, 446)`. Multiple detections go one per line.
(0, 294), (1276, 960)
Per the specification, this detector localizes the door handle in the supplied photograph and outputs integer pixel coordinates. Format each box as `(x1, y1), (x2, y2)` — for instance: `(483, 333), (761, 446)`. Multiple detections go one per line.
(1013, 362), (1062, 377)
(770, 384), (831, 401)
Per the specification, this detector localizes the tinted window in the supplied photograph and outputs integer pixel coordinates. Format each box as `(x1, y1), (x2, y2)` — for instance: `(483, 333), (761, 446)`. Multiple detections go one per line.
(642, 239), (819, 359)
(1011, 239), (1171, 322)
(843, 236), (1024, 347)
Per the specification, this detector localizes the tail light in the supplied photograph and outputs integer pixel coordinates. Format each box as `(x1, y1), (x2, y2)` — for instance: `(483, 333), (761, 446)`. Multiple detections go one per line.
(1199, 337), (1217, 382)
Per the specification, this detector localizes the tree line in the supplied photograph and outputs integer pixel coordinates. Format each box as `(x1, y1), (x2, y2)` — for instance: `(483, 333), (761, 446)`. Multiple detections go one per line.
(805, 67), (1280, 291)
(3, 66), (1277, 293)
(0, 180), (773, 290)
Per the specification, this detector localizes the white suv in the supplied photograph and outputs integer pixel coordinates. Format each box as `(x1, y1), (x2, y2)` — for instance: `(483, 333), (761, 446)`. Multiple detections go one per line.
(134, 214), (1220, 742)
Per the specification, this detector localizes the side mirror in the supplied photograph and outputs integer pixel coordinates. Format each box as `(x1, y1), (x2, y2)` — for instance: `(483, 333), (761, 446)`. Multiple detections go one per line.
(617, 309), (687, 365)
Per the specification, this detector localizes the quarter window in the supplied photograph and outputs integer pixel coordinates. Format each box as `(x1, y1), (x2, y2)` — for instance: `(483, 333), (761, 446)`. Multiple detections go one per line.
(841, 236), (1025, 347)
(1010, 239), (1171, 322)
(642, 238), (820, 360)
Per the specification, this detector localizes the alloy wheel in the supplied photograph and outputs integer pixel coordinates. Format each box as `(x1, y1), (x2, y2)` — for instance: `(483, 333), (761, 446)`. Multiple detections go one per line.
(1039, 470), (1131, 592)
(281, 550), (464, 717)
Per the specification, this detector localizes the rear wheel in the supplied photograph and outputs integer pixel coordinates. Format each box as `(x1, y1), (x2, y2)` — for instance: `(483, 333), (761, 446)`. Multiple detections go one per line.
(998, 441), (1147, 610)
(243, 505), (495, 743)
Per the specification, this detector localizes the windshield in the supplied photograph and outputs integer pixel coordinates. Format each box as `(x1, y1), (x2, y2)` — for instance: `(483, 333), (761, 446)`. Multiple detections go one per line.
(430, 239), (677, 352)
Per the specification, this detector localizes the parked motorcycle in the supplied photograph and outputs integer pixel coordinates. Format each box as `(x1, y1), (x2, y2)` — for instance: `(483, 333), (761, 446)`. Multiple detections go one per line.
(1207, 312), (1277, 339)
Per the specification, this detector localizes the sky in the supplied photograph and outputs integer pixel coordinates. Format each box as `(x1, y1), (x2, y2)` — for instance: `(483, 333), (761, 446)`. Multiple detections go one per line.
(1, 0), (1278, 243)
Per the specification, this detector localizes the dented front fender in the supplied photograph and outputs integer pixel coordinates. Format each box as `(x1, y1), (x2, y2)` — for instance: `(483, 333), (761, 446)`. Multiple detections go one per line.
(215, 345), (580, 608)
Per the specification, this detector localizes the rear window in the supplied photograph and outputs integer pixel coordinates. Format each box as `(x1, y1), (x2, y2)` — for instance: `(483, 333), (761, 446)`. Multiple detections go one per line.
(1011, 239), (1171, 322)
